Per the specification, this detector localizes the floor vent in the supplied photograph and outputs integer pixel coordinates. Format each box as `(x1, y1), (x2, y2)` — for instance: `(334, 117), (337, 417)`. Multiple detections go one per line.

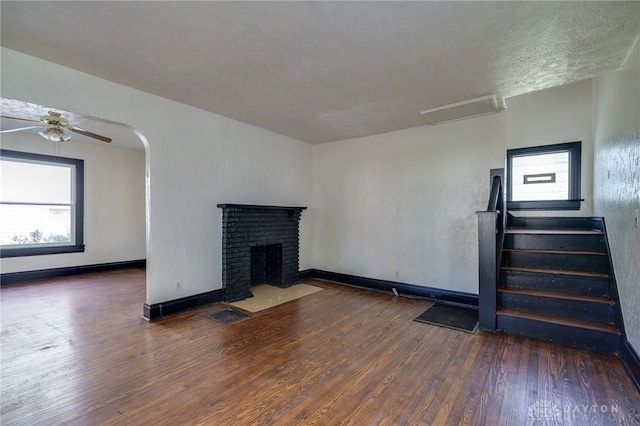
(207, 308), (249, 324)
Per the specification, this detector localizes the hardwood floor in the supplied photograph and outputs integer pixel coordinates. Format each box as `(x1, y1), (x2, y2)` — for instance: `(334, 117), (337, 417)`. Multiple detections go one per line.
(1, 269), (639, 425)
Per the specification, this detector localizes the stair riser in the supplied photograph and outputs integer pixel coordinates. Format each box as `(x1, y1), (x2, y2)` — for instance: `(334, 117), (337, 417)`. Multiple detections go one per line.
(501, 272), (610, 296)
(503, 252), (610, 274)
(504, 234), (606, 251)
(507, 216), (604, 231)
(496, 315), (620, 353)
(499, 293), (616, 324)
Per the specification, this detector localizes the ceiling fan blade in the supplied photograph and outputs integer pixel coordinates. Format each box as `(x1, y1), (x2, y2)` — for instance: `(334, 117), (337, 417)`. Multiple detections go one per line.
(69, 126), (112, 143)
(0, 115), (41, 123)
(0, 125), (44, 134)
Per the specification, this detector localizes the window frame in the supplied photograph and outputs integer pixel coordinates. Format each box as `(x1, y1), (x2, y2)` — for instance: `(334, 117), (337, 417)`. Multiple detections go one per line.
(1, 149), (85, 258)
(506, 141), (582, 211)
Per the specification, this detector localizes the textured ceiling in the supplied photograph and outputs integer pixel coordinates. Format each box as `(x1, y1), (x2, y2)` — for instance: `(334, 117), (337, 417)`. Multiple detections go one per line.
(1, 1), (639, 145)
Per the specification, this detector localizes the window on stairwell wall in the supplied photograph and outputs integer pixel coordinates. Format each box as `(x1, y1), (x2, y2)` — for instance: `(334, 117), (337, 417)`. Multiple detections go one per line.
(507, 141), (582, 210)
(0, 149), (84, 257)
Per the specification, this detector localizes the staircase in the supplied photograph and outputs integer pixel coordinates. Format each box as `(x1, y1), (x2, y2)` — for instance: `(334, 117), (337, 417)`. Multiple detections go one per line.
(495, 216), (624, 353)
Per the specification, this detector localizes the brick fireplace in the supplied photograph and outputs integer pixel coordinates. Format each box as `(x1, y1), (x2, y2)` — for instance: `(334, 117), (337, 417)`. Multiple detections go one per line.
(218, 204), (306, 302)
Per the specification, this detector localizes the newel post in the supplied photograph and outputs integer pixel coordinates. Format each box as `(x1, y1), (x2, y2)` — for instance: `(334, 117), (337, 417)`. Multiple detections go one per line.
(477, 210), (498, 331)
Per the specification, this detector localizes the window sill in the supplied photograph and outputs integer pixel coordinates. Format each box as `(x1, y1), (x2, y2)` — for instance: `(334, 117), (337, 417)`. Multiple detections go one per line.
(507, 200), (583, 211)
(1, 244), (85, 258)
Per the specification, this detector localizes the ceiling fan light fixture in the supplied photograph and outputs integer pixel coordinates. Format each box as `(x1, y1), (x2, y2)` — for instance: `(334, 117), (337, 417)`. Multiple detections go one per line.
(39, 127), (71, 142)
(2, 106), (111, 143)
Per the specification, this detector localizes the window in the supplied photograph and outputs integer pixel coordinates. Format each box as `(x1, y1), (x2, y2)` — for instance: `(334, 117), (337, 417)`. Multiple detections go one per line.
(507, 142), (582, 210)
(1, 149), (84, 257)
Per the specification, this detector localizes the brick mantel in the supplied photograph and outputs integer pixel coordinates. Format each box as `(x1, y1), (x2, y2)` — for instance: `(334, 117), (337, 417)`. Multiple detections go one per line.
(217, 204), (306, 302)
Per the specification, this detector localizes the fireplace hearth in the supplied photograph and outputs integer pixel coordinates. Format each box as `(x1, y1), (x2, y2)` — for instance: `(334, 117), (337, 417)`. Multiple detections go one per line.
(218, 204), (306, 302)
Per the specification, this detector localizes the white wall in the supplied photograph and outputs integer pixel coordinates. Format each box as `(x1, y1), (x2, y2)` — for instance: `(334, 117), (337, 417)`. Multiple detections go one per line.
(1, 48), (313, 305)
(312, 112), (506, 294)
(593, 35), (640, 351)
(506, 80), (594, 216)
(1, 132), (146, 273)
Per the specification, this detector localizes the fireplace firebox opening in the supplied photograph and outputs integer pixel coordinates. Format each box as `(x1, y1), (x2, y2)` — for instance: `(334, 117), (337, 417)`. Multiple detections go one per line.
(251, 244), (283, 287)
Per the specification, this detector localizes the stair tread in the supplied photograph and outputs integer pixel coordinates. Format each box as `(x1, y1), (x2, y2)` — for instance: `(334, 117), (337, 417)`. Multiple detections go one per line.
(504, 248), (607, 256)
(502, 266), (610, 279)
(506, 228), (603, 235)
(499, 287), (614, 304)
(497, 308), (620, 334)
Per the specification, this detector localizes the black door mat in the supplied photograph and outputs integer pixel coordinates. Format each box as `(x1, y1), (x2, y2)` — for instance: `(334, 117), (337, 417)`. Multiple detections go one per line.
(208, 308), (249, 324)
(414, 303), (479, 333)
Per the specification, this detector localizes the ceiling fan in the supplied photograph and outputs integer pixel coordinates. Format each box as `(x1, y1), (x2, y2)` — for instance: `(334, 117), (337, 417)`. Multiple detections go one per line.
(0, 111), (111, 143)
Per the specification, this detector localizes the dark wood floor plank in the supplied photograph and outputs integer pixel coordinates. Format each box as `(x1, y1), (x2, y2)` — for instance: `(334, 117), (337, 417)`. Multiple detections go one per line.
(424, 333), (498, 424)
(589, 351), (640, 425)
(439, 331), (511, 425)
(469, 333), (514, 425)
(2, 270), (639, 426)
(548, 343), (579, 425)
(497, 336), (529, 425)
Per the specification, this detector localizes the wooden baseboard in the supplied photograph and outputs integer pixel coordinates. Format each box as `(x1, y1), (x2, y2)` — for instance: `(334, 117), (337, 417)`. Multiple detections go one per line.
(143, 289), (224, 321)
(621, 340), (640, 393)
(1, 259), (146, 285)
(299, 269), (478, 308)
